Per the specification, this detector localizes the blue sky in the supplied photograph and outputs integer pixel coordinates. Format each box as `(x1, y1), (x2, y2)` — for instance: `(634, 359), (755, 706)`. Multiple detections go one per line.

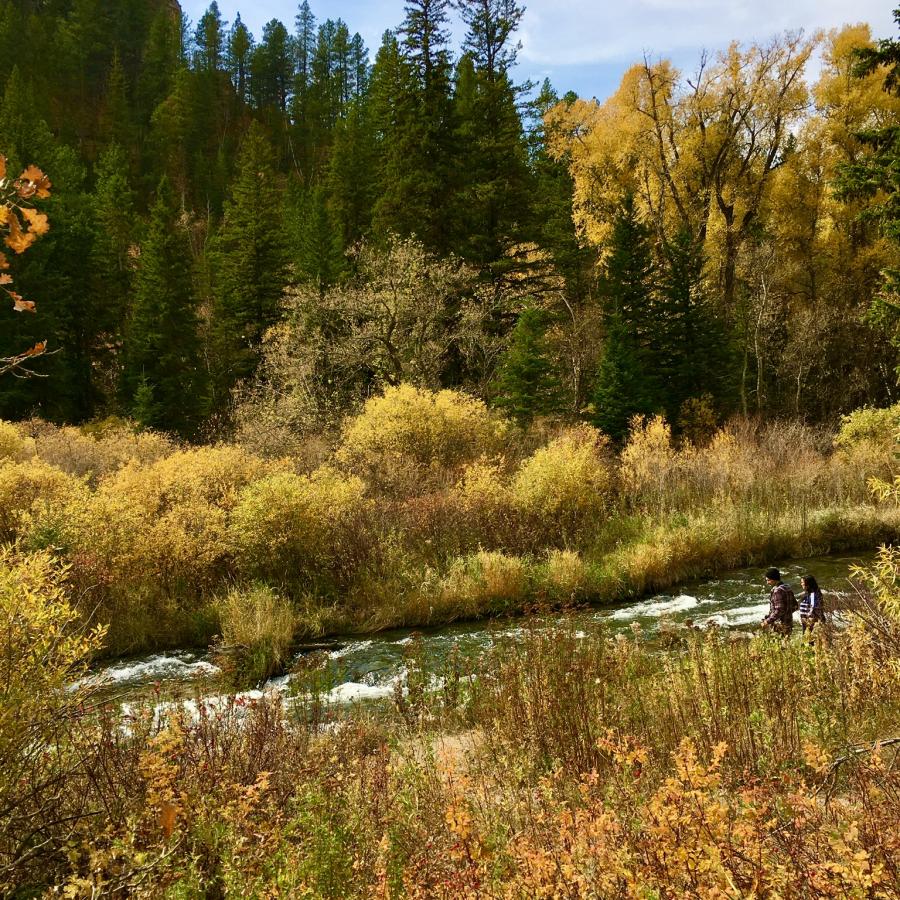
(181, 0), (898, 101)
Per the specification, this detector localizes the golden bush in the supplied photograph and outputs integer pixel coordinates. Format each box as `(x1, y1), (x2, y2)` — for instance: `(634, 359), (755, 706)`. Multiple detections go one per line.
(229, 467), (369, 582)
(336, 384), (511, 494)
(620, 415), (678, 504)
(0, 548), (104, 886)
(0, 420), (33, 461)
(25, 420), (176, 481)
(449, 458), (515, 547)
(834, 402), (900, 451)
(543, 549), (590, 599)
(512, 425), (611, 534)
(0, 458), (84, 542)
(436, 550), (529, 617)
(103, 444), (280, 515)
(215, 584), (297, 683)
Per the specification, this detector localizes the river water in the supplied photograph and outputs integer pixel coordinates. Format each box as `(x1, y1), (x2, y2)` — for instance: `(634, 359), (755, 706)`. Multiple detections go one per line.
(85, 553), (867, 708)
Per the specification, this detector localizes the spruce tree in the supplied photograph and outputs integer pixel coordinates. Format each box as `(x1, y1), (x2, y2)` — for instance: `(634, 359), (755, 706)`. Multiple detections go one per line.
(123, 177), (202, 434)
(590, 197), (663, 439)
(227, 14), (253, 103)
(655, 230), (732, 422)
(91, 143), (137, 406)
(292, 183), (344, 291)
(494, 306), (562, 423)
(371, 0), (457, 252)
(209, 123), (289, 405)
(452, 0), (532, 269)
(328, 98), (377, 249)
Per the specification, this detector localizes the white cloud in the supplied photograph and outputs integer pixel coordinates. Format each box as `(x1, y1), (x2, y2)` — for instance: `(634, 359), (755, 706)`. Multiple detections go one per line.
(519, 0), (896, 67)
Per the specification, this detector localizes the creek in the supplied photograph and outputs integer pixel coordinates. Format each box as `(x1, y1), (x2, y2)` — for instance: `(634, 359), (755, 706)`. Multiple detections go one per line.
(82, 552), (868, 710)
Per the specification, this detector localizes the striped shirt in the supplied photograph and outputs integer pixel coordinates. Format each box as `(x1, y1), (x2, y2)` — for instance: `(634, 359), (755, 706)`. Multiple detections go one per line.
(799, 589), (823, 619)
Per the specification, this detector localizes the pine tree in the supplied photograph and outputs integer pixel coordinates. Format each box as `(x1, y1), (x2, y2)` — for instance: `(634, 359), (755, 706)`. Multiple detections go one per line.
(209, 123), (290, 404)
(0, 147), (100, 422)
(292, 183), (344, 291)
(590, 197), (663, 439)
(451, 0), (532, 269)
(493, 306), (562, 423)
(194, 2), (226, 74)
(91, 143), (137, 406)
(137, 5), (183, 125)
(123, 177), (202, 434)
(251, 19), (293, 113)
(0, 67), (55, 173)
(655, 230), (733, 421)
(99, 51), (135, 151)
(227, 13), (253, 103)
(328, 98), (377, 249)
(528, 80), (595, 300)
(371, 0), (457, 252)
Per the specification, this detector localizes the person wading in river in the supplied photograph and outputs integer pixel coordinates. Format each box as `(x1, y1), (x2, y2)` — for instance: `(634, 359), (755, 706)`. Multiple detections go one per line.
(798, 574), (825, 638)
(761, 567), (797, 635)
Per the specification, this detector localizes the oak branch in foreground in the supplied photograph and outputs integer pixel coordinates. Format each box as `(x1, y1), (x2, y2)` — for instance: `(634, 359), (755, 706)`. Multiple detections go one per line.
(0, 155), (51, 377)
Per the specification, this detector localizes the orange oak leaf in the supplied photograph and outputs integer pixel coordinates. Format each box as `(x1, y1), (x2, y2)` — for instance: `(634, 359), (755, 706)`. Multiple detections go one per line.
(11, 293), (36, 313)
(21, 207), (49, 236)
(18, 165), (51, 199)
(24, 341), (46, 356)
(159, 801), (179, 837)
(0, 273), (12, 285)
(0, 253), (9, 270)
(0, 155), (6, 180)
(5, 214), (36, 254)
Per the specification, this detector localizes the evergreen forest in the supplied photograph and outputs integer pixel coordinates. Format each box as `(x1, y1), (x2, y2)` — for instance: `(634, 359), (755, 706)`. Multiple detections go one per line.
(3, 0), (900, 437)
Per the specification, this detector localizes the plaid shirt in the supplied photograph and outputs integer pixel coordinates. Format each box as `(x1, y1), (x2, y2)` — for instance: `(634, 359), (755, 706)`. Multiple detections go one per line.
(763, 583), (795, 630)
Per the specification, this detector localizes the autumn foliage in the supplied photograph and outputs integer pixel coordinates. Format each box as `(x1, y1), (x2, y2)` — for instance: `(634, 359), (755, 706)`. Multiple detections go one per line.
(0, 155), (51, 375)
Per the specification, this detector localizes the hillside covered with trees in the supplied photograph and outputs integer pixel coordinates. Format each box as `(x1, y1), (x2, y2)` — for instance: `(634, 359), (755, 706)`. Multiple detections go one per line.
(2, 1), (900, 438)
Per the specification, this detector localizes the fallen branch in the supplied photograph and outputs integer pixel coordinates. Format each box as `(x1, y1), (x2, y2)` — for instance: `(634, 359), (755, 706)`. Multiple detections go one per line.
(817, 736), (900, 800)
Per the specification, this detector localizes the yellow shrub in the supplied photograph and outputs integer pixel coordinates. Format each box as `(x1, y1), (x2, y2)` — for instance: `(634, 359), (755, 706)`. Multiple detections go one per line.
(230, 467), (369, 582)
(0, 458), (84, 541)
(450, 458), (515, 544)
(512, 425), (611, 531)
(336, 384), (511, 493)
(834, 402), (900, 451)
(103, 445), (280, 515)
(620, 415), (678, 503)
(215, 584), (296, 684)
(0, 421), (33, 461)
(693, 428), (756, 500)
(437, 550), (528, 616)
(0, 548), (104, 882)
(27, 421), (176, 480)
(543, 549), (589, 599)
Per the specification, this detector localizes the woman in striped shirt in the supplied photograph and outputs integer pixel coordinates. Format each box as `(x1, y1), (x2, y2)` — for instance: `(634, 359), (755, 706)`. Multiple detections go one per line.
(799, 574), (824, 637)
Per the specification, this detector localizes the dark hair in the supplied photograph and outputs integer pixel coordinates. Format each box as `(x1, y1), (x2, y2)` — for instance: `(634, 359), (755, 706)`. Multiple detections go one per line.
(801, 574), (819, 594)
(765, 567), (781, 581)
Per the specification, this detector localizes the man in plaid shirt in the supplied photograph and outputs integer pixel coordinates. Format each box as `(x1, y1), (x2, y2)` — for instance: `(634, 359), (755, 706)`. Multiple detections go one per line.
(761, 567), (796, 635)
